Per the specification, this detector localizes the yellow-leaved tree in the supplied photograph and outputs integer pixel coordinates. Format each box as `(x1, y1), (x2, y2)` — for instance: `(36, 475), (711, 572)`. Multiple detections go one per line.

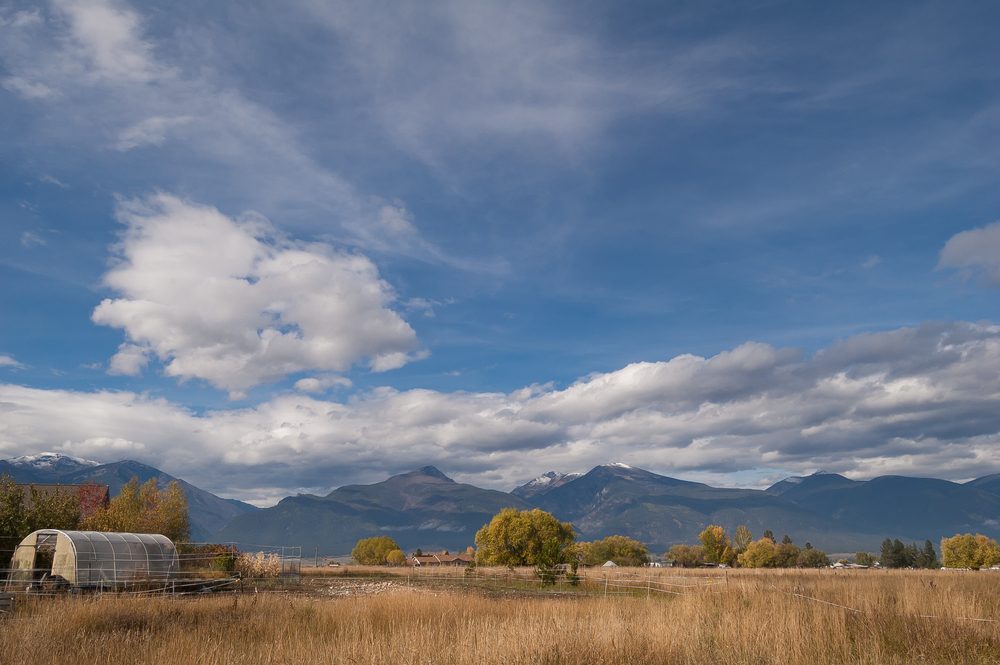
(351, 536), (402, 565)
(385, 549), (407, 566)
(83, 477), (190, 542)
(737, 538), (781, 568)
(581, 535), (649, 566)
(941, 534), (1000, 570)
(699, 525), (731, 565)
(474, 508), (575, 568)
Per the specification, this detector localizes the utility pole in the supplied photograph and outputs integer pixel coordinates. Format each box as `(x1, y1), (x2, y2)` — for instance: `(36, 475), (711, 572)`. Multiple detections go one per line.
(314, 546), (319, 568)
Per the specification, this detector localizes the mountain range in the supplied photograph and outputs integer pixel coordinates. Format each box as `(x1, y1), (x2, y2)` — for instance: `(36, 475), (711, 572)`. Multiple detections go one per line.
(7, 453), (1000, 555)
(0, 453), (257, 540)
(218, 462), (1000, 555)
(215, 466), (533, 555)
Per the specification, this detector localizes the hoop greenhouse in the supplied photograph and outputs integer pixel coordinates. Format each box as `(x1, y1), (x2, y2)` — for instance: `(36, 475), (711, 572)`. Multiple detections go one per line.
(8, 529), (178, 587)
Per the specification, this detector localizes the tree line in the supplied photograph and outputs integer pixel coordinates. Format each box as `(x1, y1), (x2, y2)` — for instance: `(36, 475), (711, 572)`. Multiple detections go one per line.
(666, 525), (831, 568)
(872, 538), (939, 568)
(852, 534), (1000, 570)
(348, 509), (1000, 575)
(0, 474), (190, 544)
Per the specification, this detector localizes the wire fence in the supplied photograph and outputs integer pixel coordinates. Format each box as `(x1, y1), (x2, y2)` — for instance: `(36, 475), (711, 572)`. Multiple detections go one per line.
(2, 558), (999, 629)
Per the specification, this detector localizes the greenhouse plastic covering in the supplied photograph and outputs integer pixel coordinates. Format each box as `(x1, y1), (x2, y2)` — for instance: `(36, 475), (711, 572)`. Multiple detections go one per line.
(9, 530), (178, 586)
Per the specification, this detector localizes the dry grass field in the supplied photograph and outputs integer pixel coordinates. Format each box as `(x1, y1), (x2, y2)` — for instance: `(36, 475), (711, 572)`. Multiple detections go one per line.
(3, 569), (1000, 665)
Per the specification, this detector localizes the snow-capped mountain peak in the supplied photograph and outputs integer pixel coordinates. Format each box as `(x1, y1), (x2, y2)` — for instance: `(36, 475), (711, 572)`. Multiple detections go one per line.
(512, 471), (582, 498)
(7, 452), (99, 470)
(531, 471), (561, 486)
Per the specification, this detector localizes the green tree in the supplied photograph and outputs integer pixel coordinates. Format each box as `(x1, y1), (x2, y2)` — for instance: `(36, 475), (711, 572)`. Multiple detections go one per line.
(699, 525), (730, 565)
(585, 535), (650, 567)
(1, 476), (83, 539)
(881, 538), (916, 568)
(665, 544), (704, 568)
(880, 538), (909, 568)
(474, 508), (575, 569)
(917, 540), (938, 569)
(797, 547), (830, 568)
(24, 485), (81, 533)
(762, 530), (775, 542)
(854, 551), (876, 567)
(351, 536), (402, 565)
(776, 542), (801, 567)
(0, 475), (26, 539)
(737, 538), (780, 568)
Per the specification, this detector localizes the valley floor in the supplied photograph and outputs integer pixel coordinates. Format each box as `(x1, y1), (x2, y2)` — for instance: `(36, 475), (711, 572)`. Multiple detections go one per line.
(3, 569), (999, 664)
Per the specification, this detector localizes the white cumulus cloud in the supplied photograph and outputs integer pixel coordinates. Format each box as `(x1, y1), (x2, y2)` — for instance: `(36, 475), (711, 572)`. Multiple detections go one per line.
(294, 375), (353, 393)
(4, 322), (1000, 502)
(91, 194), (421, 395)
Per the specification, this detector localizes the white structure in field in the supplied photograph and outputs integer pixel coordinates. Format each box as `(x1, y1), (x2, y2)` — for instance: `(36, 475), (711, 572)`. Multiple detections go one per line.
(8, 529), (178, 587)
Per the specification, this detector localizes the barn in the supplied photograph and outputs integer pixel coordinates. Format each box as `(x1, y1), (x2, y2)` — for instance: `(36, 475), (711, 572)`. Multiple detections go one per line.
(8, 529), (179, 587)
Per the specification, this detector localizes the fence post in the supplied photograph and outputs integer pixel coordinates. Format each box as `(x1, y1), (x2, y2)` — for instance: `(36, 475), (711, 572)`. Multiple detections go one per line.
(604, 574), (608, 598)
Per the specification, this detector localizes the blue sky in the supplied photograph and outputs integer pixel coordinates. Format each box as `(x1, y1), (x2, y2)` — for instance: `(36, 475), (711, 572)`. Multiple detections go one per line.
(2, 0), (1000, 503)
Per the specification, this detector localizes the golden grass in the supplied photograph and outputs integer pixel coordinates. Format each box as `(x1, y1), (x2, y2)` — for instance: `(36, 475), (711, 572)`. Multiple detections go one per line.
(4, 569), (1000, 665)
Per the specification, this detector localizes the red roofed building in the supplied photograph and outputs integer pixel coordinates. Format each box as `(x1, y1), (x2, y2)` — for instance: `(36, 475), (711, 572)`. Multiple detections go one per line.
(409, 550), (475, 566)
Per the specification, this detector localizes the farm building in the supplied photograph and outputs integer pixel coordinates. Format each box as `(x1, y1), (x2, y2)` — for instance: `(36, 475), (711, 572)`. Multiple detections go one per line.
(7, 529), (178, 588)
(410, 551), (475, 567)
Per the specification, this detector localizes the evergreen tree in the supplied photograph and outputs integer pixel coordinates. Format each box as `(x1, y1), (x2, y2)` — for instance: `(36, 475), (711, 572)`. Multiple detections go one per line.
(892, 539), (906, 567)
(763, 530), (775, 542)
(879, 538), (895, 567)
(781, 534), (793, 545)
(917, 540), (938, 569)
